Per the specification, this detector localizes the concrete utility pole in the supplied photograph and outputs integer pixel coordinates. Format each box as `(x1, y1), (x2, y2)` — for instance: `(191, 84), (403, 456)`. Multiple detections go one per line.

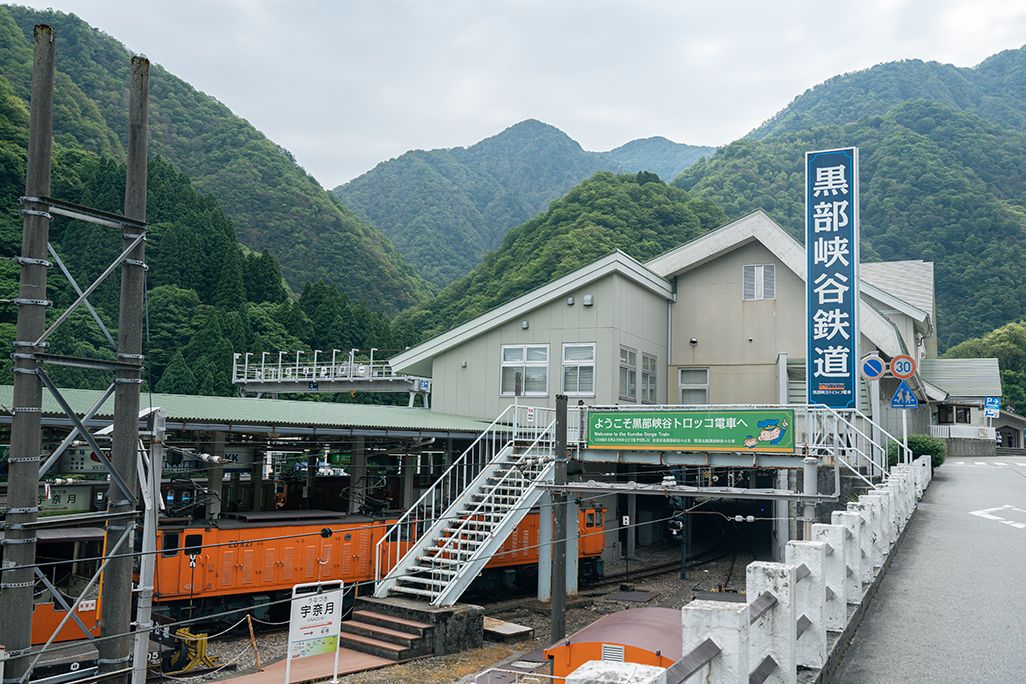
(133, 410), (165, 684)
(0, 25), (55, 681)
(550, 394), (568, 643)
(98, 55), (149, 684)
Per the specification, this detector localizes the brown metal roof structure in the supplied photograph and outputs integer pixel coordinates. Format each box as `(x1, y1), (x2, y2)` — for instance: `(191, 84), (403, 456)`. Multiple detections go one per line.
(557, 607), (682, 659)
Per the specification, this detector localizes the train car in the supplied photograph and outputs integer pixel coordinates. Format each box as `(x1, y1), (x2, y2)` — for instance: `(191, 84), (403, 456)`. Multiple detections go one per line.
(152, 506), (606, 620)
(543, 607), (681, 681)
(0, 527), (104, 645)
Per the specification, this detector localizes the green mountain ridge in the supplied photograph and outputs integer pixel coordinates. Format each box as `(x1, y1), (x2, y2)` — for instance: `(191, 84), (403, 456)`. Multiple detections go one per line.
(674, 98), (1026, 349)
(0, 5), (426, 313)
(333, 119), (714, 287)
(399, 171), (726, 338)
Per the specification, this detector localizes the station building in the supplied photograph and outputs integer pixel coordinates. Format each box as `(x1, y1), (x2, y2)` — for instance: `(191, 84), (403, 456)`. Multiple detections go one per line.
(391, 210), (1001, 451)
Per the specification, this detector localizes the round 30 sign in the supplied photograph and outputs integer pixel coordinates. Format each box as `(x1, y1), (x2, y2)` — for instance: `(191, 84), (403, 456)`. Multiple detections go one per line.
(890, 354), (916, 380)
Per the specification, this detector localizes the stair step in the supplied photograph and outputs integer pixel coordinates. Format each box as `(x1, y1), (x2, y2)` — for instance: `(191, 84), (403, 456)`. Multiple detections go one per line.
(351, 609), (431, 634)
(391, 585), (440, 599)
(426, 545), (478, 556)
(399, 575), (450, 587)
(408, 564), (457, 575)
(338, 632), (410, 661)
(417, 554), (462, 566)
(444, 527), (490, 536)
(340, 620), (420, 647)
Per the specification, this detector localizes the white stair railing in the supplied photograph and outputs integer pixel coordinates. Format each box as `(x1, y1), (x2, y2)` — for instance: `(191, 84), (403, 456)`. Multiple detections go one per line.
(374, 405), (514, 592)
(426, 420), (556, 604)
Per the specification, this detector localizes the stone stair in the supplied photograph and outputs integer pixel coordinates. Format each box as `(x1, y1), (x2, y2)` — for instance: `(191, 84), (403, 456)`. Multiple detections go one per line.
(339, 608), (433, 661)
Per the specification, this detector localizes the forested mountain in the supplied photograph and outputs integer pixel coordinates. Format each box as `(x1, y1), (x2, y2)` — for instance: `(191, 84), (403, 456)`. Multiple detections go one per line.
(0, 23), (415, 396)
(333, 120), (713, 286)
(945, 321), (1026, 413)
(399, 172), (725, 337)
(0, 5), (426, 312)
(752, 47), (1026, 139)
(674, 98), (1026, 350)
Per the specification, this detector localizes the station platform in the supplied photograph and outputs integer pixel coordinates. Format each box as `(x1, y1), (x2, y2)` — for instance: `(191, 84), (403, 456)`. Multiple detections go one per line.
(836, 455), (1026, 683)
(223, 647), (391, 684)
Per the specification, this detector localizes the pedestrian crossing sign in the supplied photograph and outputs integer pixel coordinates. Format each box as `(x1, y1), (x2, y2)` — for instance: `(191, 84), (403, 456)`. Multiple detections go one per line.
(891, 380), (919, 409)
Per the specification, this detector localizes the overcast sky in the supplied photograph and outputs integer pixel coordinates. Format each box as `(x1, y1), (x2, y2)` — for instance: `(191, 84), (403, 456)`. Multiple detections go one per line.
(22, 1), (1026, 188)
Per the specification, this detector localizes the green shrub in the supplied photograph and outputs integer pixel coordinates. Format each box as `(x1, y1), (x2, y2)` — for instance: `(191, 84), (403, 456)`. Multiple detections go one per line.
(887, 434), (946, 469)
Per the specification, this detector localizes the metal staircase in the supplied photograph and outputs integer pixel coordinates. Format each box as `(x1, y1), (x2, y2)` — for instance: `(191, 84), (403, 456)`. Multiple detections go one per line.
(375, 406), (557, 606)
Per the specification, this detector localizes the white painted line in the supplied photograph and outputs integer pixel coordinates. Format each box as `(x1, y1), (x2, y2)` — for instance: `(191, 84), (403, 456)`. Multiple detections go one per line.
(1016, 463), (1026, 467)
(955, 461), (966, 465)
(993, 461), (1007, 466)
(969, 505), (1026, 530)
(974, 461), (988, 466)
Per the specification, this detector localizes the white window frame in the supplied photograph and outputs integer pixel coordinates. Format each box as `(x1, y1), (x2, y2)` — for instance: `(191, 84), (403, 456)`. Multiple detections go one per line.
(562, 343), (596, 397)
(619, 346), (637, 402)
(641, 353), (658, 404)
(679, 367), (709, 405)
(743, 264), (776, 301)
(499, 344), (549, 397)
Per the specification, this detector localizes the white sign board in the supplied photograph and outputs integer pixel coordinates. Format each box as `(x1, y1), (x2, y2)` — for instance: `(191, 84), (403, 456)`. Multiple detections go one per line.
(285, 581), (343, 684)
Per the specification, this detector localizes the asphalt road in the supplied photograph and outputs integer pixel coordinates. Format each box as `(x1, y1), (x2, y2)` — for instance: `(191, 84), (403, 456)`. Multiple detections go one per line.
(835, 456), (1026, 683)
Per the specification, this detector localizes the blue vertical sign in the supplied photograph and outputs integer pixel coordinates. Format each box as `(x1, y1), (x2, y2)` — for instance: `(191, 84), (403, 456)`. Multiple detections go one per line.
(806, 147), (859, 409)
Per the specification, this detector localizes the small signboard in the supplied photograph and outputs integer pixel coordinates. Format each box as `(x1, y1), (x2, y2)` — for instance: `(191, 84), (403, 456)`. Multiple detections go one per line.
(890, 354), (916, 380)
(860, 354), (885, 381)
(285, 581), (343, 684)
(890, 380), (919, 409)
(985, 396), (1000, 418)
(587, 409), (796, 454)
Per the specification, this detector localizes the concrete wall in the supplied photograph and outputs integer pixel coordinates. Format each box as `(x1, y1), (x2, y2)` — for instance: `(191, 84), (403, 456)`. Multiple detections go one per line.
(670, 240), (805, 404)
(429, 273), (668, 420)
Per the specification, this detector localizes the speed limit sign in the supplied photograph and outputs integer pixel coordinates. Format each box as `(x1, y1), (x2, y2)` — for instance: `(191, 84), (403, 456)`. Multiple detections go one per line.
(890, 354), (916, 380)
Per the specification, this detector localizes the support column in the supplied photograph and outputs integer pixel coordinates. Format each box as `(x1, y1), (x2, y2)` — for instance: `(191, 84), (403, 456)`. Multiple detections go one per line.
(565, 499), (579, 598)
(773, 470), (789, 561)
(348, 437), (366, 514)
(251, 452), (265, 512)
(401, 453), (416, 509)
(550, 395), (568, 642)
(99, 55), (149, 684)
(0, 25), (54, 681)
(537, 492), (552, 602)
(626, 494), (637, 560)
(802, 456), (818, 539)
(206, 432), (225, 522)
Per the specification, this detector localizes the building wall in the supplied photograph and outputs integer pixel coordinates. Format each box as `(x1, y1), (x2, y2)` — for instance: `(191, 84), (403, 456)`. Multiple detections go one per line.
(429, 274), (668, 420)
(669, 241), (806, 404)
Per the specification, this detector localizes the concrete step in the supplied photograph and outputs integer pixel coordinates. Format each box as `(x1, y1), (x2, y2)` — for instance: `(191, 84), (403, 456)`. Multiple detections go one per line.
(350, 609), (432, 636)
(338, 632), (410, 661)
(339, 620), (420, 648)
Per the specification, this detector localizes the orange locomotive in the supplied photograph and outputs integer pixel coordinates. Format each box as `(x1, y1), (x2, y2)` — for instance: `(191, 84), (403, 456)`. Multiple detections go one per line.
(153, 507), (606, 620)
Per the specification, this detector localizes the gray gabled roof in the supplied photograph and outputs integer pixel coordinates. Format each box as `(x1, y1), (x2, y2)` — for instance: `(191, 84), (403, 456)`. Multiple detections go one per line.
(645, 210), (908, 357)
(918, 358), (1002, 399)
(861, 261), (934, 322)
(390, 250), (673, 375)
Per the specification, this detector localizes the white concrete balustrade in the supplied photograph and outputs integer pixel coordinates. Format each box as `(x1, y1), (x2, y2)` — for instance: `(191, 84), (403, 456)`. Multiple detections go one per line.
(564, 455), (934, 684)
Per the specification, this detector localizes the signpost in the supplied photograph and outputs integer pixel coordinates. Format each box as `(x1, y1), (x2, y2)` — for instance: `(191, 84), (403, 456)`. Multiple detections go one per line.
(860, 354), (886, 382)
(984, 396), (1000, 419)
(285, 581), (344, 684)
(890, 354), (916, 380)
(587, 409), (796, 454)
(806, 147), (860, 410)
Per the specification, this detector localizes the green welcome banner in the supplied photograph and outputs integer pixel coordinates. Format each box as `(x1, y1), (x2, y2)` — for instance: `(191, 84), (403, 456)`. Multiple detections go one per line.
(587, 409), (796, 454)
